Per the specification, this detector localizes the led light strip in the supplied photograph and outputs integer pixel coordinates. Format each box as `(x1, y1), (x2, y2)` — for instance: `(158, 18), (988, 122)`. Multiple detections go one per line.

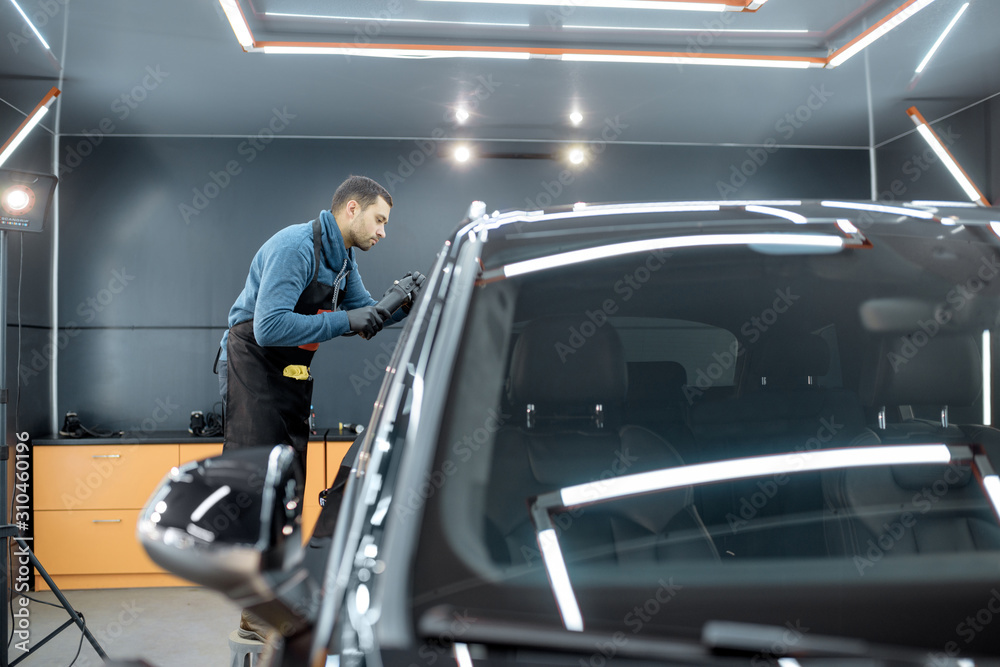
(745, 204), (808, 224)
(559, 445), (952, 507)
(537, 528), (584, 631)
(219, 0), (254, 49)
(562, 53), (819, 68)
(253, 41), (823, 67)
(907, 107), (991, 207)
(259, 44), (531, 59)
(482, 202), (722, 228)
(220, 0), (942, 71)
(985, 476), (1000, 520)
(827, 0), (939, 68)
(983, 330), (992, 426)
(9, 0), (51, 50)
(265, 12), (530, 28)
(915, 2), (969, 73)
(454, 643), (475, 667)
(502, 233), (843, 278)
(820, 200), (937, 219)
(563, 24), (806, 33)
(535, 442), (958, 632)
(418, 0), (759, 11)
(0, 87), (60, 168)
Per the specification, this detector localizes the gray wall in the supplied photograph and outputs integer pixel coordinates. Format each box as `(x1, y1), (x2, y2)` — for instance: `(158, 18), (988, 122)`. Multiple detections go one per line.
(54, 134), (870, 433)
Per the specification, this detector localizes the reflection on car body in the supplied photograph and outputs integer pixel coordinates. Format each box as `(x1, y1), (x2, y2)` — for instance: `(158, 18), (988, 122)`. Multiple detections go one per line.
(141, 199), (1000, 666)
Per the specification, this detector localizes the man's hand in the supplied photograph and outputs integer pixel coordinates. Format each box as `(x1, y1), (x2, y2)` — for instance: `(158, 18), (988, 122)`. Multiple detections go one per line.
(347, 305), (392, 339)
(401, 271), (426, 313)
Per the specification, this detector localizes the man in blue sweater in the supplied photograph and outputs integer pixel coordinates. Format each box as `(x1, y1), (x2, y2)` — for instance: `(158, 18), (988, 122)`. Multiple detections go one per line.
(218, 175), (420, 470)
(217, 176), (421, 647)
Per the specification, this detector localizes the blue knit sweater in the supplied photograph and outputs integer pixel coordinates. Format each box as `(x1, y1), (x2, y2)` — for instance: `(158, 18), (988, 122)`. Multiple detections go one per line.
(219, 209), (402, 360)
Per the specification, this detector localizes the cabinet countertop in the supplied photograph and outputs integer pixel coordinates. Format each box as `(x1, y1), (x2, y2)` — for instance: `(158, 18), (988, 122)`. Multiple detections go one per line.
(31, 429), (360, 446)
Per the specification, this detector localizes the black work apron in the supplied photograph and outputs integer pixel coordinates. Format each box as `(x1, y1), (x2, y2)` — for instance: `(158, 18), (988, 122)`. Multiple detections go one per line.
(224, 220), (348, 471)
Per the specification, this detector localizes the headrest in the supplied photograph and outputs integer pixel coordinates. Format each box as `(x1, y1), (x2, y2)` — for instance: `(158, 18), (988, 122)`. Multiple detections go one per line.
(508, 315), (628, 408)
(627, 361), (688, 405)
(862, 334), (981, 407)
(890, 463), (972, 491)
(748, 334), (830, 387)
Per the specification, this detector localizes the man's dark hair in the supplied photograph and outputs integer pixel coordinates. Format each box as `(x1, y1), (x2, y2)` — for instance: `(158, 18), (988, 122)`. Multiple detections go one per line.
(330, 175), (392, 213)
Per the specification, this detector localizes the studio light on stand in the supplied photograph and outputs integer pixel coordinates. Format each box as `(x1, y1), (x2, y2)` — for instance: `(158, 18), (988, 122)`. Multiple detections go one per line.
(0, 86), (108, 666)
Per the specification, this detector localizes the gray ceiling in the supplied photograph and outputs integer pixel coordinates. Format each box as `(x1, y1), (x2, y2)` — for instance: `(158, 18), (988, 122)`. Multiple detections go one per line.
(1, 0), (999, 151)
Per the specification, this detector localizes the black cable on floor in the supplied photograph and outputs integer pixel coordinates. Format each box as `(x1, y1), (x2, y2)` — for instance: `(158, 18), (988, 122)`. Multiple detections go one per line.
(9, 590), (65, 609)
(66, 611), (86, 667)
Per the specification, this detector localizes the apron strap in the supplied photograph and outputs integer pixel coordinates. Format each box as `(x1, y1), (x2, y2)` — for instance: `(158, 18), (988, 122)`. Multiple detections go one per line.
(310, 219), (322, 284)
(313, 218), (349, 309)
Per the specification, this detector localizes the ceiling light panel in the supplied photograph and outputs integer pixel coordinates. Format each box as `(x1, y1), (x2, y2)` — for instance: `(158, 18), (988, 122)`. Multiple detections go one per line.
(228, 0), (965, 73)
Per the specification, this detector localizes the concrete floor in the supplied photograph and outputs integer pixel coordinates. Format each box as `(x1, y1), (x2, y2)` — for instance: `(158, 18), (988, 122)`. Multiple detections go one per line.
(6, 586), (243, 666)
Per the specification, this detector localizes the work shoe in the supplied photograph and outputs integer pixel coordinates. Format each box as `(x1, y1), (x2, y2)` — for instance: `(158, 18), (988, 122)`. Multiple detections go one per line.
(238, 609), (273, 643)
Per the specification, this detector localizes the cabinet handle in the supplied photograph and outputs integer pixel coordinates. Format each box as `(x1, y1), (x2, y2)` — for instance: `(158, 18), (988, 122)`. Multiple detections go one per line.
(92, 454), (121, 459)
(92, 519), (121, 523)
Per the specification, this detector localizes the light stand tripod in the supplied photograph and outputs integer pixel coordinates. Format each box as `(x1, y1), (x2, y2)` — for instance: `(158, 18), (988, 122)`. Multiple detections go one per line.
(0, 227), (108, 665)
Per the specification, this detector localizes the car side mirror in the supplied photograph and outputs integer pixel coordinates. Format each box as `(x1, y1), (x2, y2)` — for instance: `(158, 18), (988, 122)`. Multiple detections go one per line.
(137, 445), (304, 600)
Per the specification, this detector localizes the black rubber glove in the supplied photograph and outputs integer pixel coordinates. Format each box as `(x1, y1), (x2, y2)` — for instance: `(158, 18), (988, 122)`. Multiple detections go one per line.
(347, 305), (392, 339)
(401, 271), (426, 313)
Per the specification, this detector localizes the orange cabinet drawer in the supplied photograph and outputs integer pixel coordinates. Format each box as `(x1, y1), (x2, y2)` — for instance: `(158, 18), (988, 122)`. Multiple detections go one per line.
(304, 441), (325, 506)
(179, 443), (223, 466)
(33, 509), (164, 575)
(302, 504), (321, 544)
(34, 445), (179, 511)
(325, 440), (355, 488)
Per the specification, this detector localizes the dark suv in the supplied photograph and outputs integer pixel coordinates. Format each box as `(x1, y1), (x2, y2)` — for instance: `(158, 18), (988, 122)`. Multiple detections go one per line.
(142, 199), (1000, 667)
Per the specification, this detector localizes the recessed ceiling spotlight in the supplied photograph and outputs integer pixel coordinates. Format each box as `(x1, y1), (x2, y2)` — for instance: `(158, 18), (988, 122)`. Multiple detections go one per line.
(454, 145), (472, 162)
(568, 148), (586, 165)
(569, 111), (583, 126)
(455, 108), (470, 123)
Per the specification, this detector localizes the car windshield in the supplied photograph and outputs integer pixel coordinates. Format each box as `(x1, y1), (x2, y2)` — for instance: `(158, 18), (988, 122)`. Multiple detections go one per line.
(410, 213), (1000, 656)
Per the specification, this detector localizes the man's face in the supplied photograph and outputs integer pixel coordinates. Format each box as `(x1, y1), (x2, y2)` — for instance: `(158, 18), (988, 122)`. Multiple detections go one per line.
(347, 197), (390, 251)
